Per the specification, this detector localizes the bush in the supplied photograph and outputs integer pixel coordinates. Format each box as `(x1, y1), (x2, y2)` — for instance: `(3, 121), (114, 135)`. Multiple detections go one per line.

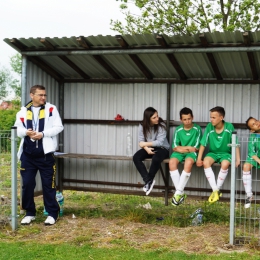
(0, 109), (19, 131)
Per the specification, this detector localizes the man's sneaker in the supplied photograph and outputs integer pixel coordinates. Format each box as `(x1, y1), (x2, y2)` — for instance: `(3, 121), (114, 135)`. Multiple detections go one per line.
(171, 194), (187, 206)
(145, 179), (155, 196)
(21, 216), (35, 225)
(208, 190), (222, 203)
(44, 216), (56, 225)
(245, 196), (253, 209)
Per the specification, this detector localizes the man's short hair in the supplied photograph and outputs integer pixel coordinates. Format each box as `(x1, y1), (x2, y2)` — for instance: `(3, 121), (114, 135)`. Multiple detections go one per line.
(210, 106), (225, 117)
(245, 116), (254, 130)
(30, 85), (45, 94)
(179, 107), (193, 119)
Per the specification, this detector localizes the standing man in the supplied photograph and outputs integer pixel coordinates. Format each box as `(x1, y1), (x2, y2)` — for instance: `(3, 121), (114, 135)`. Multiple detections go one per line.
(169, 107), (202, 206)
(15, 85), (64, 225)
(196, 106), (240, 203)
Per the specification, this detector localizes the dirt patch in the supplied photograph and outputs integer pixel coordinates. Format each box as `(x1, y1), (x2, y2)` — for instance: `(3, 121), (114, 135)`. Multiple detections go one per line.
(2, 216), (251, 255)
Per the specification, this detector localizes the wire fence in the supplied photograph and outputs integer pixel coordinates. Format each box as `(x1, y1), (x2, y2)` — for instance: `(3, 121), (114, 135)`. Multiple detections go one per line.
(0, 130), (12, 226)
(234, 135), (260, 246)
(1, 129), (260, 244)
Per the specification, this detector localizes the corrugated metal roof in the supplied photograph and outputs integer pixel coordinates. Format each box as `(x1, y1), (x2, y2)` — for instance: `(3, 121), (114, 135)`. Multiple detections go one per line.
(4, 31), (260, 82)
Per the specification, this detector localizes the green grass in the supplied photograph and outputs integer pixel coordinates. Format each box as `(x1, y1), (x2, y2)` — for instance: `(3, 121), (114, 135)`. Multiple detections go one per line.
(1, 150), (260, 259)
(63, 191), (231, 227)
(0, 242), (259, 260)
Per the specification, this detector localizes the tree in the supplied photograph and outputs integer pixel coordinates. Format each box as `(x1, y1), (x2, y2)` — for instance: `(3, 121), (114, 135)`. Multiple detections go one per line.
(10, 53), (22, 75)
(10, 53), (22, 100)
(111, 0), (260, 36)
(0, 67), (12, 100)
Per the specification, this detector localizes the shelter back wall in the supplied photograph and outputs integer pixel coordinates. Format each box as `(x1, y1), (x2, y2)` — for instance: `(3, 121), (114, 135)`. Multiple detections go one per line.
(62, 82), (259, 196)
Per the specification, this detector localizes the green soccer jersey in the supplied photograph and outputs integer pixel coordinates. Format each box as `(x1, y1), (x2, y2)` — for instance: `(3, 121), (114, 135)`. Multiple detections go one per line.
(172, 123), (202, 149)
(200, 121), (235, 154)
(246, 133), (260, 160)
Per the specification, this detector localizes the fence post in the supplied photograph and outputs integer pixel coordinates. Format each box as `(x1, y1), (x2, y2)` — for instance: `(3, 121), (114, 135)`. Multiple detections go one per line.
(229, 131), (238, 245)
(11, 126), (18, 230)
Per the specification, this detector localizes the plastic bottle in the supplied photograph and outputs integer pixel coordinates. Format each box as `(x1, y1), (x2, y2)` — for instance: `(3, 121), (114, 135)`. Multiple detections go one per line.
(43, 191), (64, 217)
(126, 133), (133, 157)
(56, 191), (64, 217)
(43, 207), (48, 216)
(190, 208), (203, 226)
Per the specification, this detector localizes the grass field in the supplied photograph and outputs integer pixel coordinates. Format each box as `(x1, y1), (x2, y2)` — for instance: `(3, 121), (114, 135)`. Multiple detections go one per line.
(1, 149), (260, 259)
(1, 190), (260, 259)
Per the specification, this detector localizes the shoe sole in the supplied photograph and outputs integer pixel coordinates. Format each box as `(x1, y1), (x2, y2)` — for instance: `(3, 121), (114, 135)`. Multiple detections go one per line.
(171, 197), (179, 206)
(21, 222), (32, 225)
(21, 217), (35, 225)
(244, 203), (251, 209)
(171, 201), (179, 207)
(172, 194), (186, 206)
(208, 192), (222, 203)
(178, 194), (187, 205)
(146, 180), (155, 196)
(44, 222), (56, 226)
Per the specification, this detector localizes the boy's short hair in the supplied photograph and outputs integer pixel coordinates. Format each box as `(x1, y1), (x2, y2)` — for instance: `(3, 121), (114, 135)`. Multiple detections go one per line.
(179, 107), (193, 119)
(210, 106), (225, 117)
(245, 116), (254, 130)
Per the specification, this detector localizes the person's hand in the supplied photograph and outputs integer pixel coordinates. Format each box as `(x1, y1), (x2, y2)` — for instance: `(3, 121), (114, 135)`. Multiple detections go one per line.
(235, 159), (240, 168)
(26, 129), (36, 138)
(196, 159), (203, 167)
(189, 147), (198, 153)
(31, 132), (44, 140)
(145, 147), (156, 155)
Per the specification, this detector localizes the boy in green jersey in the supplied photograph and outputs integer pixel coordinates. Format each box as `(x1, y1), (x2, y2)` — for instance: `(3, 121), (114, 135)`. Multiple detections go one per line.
(196, 106), (240, 203)
(243, 117), (260, 208)
(169, 107), (202, 206)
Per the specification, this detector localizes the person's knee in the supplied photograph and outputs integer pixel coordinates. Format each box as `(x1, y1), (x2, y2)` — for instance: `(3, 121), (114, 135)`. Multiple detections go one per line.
(221, 161), (230, 170)
(184, 158), (194, 169)
(169, 159), (178, 170)
(203, 159), (212, 168)
(133, 153), (139, 163)
(243, 163), (252, 172)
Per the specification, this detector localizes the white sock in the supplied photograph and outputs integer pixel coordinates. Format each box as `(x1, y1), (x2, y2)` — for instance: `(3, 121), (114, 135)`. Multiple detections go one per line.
(243, 171), (253, 197)
(176, 170), (191, 195)
(217, 168), (228, 190)
(204, 167), (217, 191)
(170, 170), (180, 191)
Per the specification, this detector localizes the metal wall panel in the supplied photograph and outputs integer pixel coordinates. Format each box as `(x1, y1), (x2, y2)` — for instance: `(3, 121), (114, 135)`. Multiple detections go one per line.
(169, 83), (260, 197)
(170, 83), (260, 123)
(61, 82), (260, 198)
(63, 83), (168, 190)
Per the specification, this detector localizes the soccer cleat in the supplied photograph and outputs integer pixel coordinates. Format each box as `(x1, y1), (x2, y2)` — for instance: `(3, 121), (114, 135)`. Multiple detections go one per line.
(171, 194), (187, 206)
(21, 216), (36, 225)
(145, 179), (155, 196)
(244, 196), (253, 209)
(44, 216), (56, 225)
(208, 190), (222, 203)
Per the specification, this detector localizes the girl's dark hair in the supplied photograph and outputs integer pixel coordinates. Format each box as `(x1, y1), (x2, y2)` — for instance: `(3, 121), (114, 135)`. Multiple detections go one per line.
(142, 107), (166, 139)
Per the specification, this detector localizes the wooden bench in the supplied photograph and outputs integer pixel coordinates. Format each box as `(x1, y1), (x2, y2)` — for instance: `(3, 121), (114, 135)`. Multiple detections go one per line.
(55, 153), (171, 205)
(55, 153), (224, 205)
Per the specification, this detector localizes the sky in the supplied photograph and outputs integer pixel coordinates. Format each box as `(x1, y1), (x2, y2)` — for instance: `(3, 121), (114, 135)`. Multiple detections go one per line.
(0, 0), (133, 70)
